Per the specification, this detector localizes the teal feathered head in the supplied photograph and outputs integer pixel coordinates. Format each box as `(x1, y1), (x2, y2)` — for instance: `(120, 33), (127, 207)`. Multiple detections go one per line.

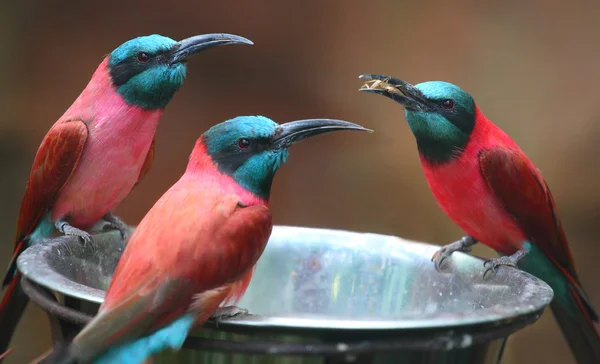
(203, 116), (371, 199)
(360, 75), (476, 163)
(107, 33), (253, 109)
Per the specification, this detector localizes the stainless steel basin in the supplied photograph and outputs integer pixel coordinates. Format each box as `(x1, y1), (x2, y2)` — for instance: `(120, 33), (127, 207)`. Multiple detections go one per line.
(17, 225), (554, 364)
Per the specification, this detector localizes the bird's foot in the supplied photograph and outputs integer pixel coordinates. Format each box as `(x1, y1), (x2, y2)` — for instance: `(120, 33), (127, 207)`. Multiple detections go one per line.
(101, 212), (132, 242)
(55, 220), (92, 246)
(210, 306), (248, 326)
(432, 236), (478, 271)
(483, 249), (527, 279)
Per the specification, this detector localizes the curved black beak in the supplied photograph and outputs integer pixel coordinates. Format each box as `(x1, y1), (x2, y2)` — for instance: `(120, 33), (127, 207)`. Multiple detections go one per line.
(358, 74), (428, 112)
(169, 33), (253, 65)
(273, 119), (372, 148)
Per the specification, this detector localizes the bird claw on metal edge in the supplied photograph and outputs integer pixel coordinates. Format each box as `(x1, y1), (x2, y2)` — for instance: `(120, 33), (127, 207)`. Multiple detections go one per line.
(210, 306), (250, 328)
(482, 257), (517, 280)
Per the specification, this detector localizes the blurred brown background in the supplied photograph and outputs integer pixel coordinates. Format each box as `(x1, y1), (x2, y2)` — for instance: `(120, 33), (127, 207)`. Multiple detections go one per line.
(1, 0), (599, 363)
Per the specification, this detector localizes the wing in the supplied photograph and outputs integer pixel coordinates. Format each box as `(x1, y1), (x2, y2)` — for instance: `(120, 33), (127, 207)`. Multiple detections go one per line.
(72, 183), (272, 356)
(4, 120), (87, 287)
(480, 147), (598, 323)
(479, 147), (578, 279)
(134, 137), (155, 187)
(14, 120), (88, 243)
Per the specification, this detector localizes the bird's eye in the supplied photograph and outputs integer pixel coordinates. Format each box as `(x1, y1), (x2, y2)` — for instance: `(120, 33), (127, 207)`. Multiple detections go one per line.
(238, 138), (251, 149)
(137, 52), (150, 63)
(441, 99), (455, 110)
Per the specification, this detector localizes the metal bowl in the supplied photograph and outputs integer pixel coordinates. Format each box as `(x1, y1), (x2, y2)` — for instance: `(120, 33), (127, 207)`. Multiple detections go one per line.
(17, 225), (553, 364)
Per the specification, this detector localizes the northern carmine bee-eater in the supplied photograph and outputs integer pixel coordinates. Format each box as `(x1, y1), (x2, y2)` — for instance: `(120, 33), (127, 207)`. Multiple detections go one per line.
(0, 33), (253, 356)
(359, 74), (599, 363)
(36, 116), (370, 364)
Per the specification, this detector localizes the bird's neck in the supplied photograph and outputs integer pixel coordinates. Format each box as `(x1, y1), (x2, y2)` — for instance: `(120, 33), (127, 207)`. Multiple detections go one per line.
(61, 58), (164, 133)
(185, 139), (268, 207)
(418, 106), (503, 169)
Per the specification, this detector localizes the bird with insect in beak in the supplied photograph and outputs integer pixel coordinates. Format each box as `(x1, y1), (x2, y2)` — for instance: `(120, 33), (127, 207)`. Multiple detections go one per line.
(0, 33), (253, 358)
(35, 116), (371, 364)
(359, 74), (600, 364)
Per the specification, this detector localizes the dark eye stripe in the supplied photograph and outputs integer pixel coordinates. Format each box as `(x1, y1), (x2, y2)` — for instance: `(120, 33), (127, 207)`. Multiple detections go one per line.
(440, 104), (475, 135)
(109, 52), (169, 87)
(209, 138), (270, 173)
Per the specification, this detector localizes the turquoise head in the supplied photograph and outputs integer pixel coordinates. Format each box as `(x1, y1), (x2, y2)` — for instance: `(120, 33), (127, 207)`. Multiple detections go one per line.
(108, 33), (253, 109)
(203, 116), (371, 199)
(360, 75), (476, 163)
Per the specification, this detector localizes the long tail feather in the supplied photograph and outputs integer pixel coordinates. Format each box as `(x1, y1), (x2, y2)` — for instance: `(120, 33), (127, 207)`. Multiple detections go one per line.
(519, 244), (599, 364)
(94, 314), (195, 364)
(0, 272), (28, 361)
(36, 315), (196, 364)
(3, 240), (25, 288)
(550, 288), (600, 364)
(0, 237), (30, 360)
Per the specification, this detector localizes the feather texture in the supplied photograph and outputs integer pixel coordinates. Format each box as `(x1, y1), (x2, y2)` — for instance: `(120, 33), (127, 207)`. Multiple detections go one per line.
(61, 139), (272, 363)
(421, 105), (599, 363)
(2, 58), (162, 360)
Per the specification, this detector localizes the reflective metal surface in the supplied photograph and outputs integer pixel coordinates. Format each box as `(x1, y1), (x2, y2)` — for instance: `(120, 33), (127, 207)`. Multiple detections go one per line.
(18, 225), (553, 334)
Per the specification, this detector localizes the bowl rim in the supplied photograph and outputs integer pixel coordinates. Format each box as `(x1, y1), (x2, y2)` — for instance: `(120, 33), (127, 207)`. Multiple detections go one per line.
(17, 225), (554, 333)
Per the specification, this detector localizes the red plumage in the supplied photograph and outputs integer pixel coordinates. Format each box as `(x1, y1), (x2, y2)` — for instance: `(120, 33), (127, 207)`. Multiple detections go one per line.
(359, 73), (599, 362)
(423, 106), (595, 311)
(1, 60), (160, 358)
(421, 106), (599, 360)
(14, 122), (88, 249)
(71, 138), (272, 356)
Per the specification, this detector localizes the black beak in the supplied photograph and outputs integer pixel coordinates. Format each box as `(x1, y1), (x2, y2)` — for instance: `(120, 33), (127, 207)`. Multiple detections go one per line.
(169, 33), (253, 65)
(272, 119), (372, 148)
(358, 74), (428, 112)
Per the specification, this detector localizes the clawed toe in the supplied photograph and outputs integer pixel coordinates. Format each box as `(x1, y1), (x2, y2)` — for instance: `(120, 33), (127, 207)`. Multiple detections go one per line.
(91, 226), (130, 244)
(102, 213), (132, 241)
(65, 228), (92, 246)
(211, 306), (248, 319)
(431, 236), (477, 271)
(114, 227), (130, 241)
(56, 220), (93, 246)
(210, 306), (248, 328)
(431, 249), (451, 271)
(482, 257), (516, 279)
(210, 306), (249, 326)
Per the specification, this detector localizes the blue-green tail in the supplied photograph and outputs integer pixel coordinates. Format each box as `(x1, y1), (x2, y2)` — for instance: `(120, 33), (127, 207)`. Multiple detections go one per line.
(519, 245), (600, 364)
(94, 314), (194, 364)
(0, 238), (30, 362)
(3, 218), (57, 362)
(40, 313), (195, 364)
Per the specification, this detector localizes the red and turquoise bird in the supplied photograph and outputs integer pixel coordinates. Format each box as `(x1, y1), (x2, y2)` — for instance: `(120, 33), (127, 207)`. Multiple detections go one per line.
(38, 116), (369, 364)
(0, 33), (253, 357)
(360, 74), (600, 364)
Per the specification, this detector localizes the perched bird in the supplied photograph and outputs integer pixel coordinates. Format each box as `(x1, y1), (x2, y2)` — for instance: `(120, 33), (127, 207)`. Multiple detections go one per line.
(38, 116), (370, 364)
(359, 74), (600, 364)
(0, 33), (253, 356)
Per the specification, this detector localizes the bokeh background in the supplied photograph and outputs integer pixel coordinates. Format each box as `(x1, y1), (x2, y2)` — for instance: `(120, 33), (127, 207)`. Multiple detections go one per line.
(1, 1), (599, 363)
